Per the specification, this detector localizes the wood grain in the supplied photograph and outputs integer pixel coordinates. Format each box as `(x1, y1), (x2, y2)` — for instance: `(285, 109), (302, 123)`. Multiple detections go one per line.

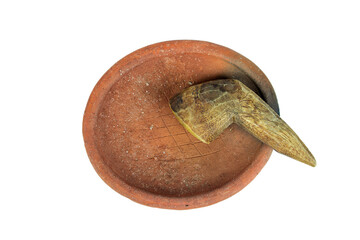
(170, 79), (316, 167)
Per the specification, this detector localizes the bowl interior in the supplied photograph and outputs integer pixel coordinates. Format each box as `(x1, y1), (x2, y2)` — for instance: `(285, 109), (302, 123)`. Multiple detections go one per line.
(94, 52), (267, 197)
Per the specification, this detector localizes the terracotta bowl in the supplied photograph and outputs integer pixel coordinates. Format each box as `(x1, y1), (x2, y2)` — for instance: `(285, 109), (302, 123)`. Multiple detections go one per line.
(83, 40), (279, 209)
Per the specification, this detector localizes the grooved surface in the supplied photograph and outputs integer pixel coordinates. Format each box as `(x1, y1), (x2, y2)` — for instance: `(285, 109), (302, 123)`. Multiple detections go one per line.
(94, 55), (264, 196)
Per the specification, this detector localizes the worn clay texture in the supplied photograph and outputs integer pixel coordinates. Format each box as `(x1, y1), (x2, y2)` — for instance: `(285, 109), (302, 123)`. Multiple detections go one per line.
(94, 58), (263, 197)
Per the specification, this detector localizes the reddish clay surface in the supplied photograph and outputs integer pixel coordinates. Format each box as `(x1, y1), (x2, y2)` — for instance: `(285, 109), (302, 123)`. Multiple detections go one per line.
(83, 40), (279, 209)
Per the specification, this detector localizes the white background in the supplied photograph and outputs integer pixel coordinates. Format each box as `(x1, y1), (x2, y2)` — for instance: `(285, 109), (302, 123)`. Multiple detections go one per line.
(1, 1), (359, 239)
